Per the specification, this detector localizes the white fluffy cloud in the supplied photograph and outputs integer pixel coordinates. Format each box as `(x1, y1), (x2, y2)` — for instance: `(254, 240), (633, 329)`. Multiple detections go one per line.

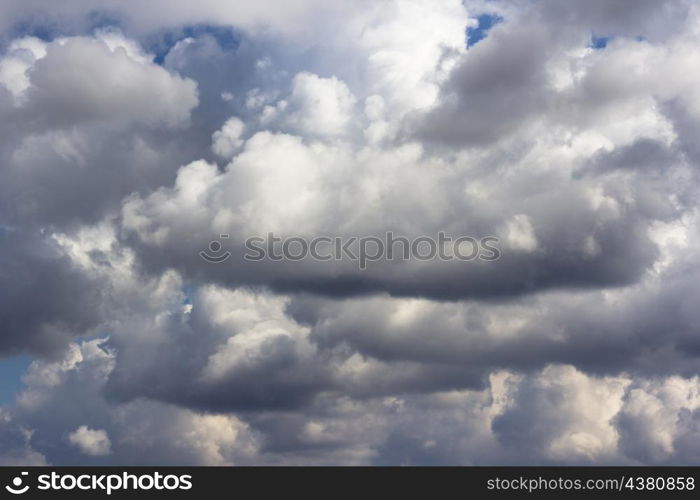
(68, 426), (112, 456)
(10, 34), (198, 129)
(281, 72), (356, 137)
(211, 117), (246, 158)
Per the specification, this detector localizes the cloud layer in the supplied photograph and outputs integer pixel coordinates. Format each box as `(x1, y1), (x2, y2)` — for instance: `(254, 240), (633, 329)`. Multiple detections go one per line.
(1, 0), (700, 465)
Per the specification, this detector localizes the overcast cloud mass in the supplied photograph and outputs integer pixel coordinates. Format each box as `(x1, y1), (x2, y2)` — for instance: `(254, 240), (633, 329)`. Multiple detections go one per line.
(1, 0), (700, 465)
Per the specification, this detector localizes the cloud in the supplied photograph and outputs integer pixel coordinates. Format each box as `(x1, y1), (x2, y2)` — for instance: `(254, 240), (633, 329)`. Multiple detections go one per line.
(8, 335), (700, 465)
(211, 117), (246, 159)
(120, 128), (662, 300)
(0, 0), (367, 39)
(616, 377), (700, 464)
(1, 0), (700, 466)
(68, 426), (112, 456)
(0, 409), (47, 466)
(0, 229), (103, 357)
(7, 339), (260, 465)
(23, 38), (196, 129)
(492, 366), (628, 463)
(280, 72), (356, 137)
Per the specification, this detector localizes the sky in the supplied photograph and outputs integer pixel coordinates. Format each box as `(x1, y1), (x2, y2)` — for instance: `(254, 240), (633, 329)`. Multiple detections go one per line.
(0, 0), (700, 465)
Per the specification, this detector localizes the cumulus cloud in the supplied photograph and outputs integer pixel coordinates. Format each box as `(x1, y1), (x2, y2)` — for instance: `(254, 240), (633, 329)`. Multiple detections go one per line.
(1, 0), (700, 466)
(0, 31), (198, 129)
(22, 37), (197, 129)
(68, 426), (112, 456)
(0, 229), (102, 356)
(211, 117), (246, 158)
(280, 72), (356, 137)
(8, 335), (700, 465)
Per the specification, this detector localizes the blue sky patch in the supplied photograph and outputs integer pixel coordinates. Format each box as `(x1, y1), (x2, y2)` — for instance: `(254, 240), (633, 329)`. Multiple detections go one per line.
(149, 24), (240, 64)
(8, 10), (124, 45)
(590, 34), (611, 49)
(0, 355), (30, 405)
(466, 13), (503, 48)
(7, 20), (57, 43)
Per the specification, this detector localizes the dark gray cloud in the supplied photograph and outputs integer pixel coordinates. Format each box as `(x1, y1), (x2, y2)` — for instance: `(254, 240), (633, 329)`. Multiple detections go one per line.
(0, 229), (102, 357)
(415, 22), (555, 146)
(120, 150), (662, 301)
